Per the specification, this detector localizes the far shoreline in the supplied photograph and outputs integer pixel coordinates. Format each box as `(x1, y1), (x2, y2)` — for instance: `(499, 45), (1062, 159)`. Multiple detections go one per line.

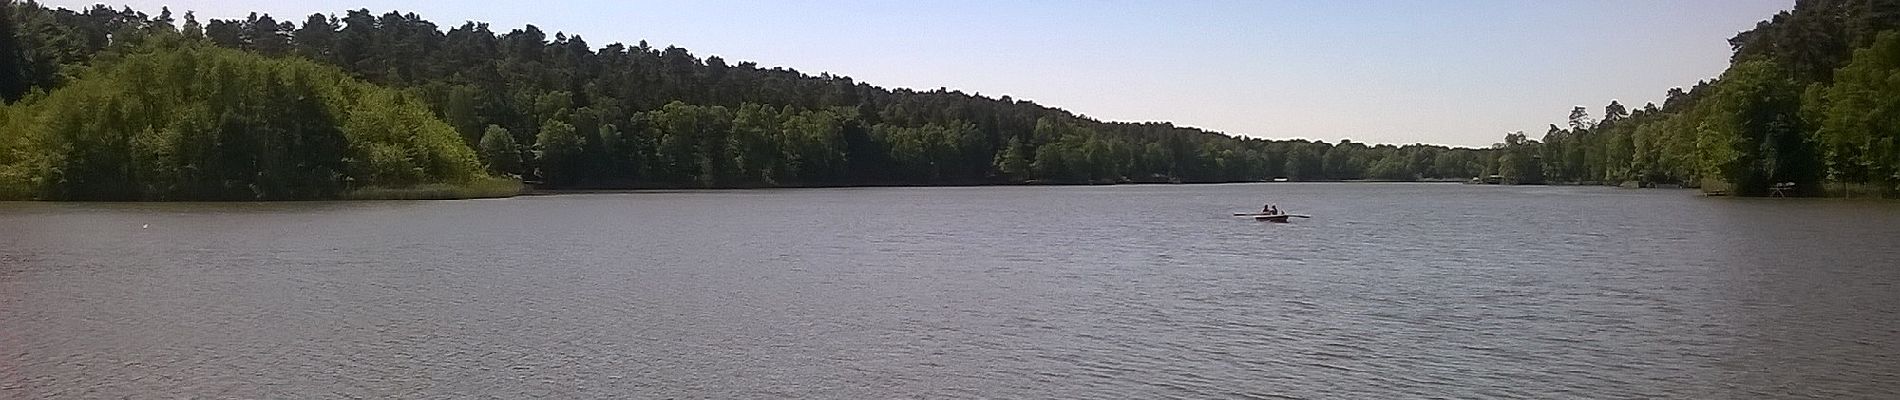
(2, 179), (1797, 203)
(519, 179), (1473, 196)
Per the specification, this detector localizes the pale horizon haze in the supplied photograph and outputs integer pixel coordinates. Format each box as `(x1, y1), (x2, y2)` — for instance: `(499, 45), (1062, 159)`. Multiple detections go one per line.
(48, 0), (1796, 148)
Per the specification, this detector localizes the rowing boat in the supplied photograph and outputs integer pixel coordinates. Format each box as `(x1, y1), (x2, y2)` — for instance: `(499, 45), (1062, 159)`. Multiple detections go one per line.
(1232, 212), (1311, 222)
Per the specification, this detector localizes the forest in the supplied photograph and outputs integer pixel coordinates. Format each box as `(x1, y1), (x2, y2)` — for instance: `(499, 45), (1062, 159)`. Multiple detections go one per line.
(0, 1), (1492, 200)
(1488, 0), (1900, 197)
(2, 1), (1898, 199)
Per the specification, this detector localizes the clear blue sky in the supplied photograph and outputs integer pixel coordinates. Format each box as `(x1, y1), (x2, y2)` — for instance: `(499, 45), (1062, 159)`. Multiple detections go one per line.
(55, 0), (1795, 147)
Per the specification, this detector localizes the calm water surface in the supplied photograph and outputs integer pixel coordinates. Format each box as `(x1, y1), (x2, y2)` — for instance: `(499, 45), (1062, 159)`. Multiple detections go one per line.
(3, 183), (1899, 398)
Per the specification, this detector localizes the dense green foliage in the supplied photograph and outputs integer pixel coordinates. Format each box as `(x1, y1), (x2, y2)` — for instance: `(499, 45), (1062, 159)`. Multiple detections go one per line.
(0, 37), (489, 200)
(0, 2), (1495, 193)
(9, 1), (1900, 197)
(478, 124), (521, 176)
(1809, 30), (1900, 193)
(1493, 0), (1900, 196)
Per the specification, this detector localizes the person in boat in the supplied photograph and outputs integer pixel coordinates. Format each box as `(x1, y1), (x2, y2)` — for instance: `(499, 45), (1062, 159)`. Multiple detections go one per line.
(1263, 204), (1279, 215)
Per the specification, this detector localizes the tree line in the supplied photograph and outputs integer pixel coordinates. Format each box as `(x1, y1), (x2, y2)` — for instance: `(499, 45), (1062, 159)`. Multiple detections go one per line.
(7, 1), (1894, 198)
(0, 1), (1494, 199)
(1487, 0), (1900, 196)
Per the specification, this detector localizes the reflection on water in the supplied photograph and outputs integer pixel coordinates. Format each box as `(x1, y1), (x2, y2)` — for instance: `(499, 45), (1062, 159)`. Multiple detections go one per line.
(2, 184), (1898, 398)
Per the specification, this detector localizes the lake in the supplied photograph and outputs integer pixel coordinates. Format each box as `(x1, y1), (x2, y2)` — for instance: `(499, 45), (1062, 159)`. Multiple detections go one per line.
(3, 183), (1898, 398)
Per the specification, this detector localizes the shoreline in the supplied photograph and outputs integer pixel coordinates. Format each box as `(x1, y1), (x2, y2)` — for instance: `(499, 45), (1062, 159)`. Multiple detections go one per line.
(35, 178), (1875, 202)
(0, 180), (1492, 202)
(519, 179), (1477, 196)
(0, 178), (528, 202)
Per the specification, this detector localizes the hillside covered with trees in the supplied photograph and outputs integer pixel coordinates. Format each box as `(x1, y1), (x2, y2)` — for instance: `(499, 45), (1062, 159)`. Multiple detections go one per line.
(0, 34), (508, 200)
(0, 1), (1496, 200)
(1490, 0), (1900, 197)
(4, 1), (1897, 199)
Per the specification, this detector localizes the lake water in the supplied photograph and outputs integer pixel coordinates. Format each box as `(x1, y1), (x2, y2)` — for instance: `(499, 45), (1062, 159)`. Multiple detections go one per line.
(3, 183), (1899, 398)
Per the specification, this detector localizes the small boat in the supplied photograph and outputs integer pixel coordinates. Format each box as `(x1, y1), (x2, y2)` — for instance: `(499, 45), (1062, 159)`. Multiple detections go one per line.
(1232, 212), (1311, 222)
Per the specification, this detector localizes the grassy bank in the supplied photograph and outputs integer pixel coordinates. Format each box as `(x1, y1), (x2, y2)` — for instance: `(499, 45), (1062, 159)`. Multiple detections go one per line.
(1819, 182), (1898, 199)
(341, 177), (525, 200)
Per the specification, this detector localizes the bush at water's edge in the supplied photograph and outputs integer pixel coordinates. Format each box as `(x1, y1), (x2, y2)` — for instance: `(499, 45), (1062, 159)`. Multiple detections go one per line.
(0, 38), (499, 201)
